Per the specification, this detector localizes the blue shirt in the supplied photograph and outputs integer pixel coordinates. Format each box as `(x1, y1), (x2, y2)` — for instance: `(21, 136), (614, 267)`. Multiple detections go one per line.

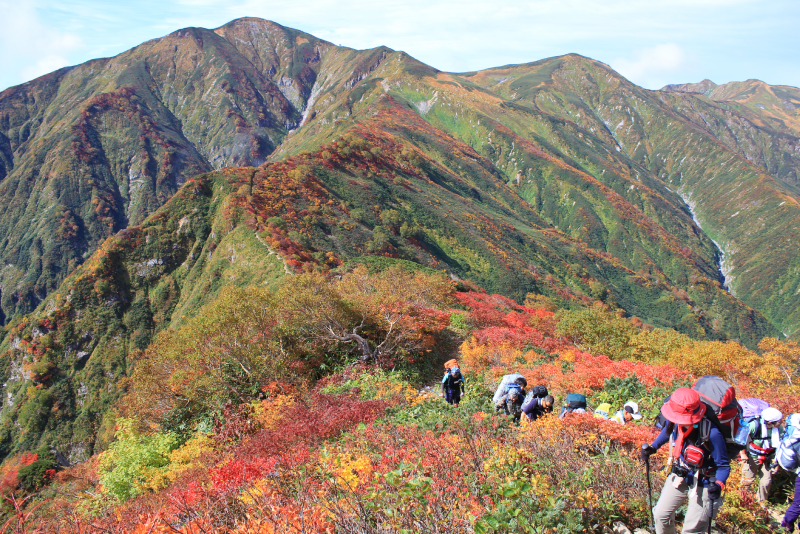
(650, 423), (730, 486)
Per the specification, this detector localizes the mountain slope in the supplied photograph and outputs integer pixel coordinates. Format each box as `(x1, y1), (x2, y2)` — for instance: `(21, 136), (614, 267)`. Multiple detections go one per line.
(1, 97), (776, 459)
(0, 18), (795, 459)
(0, 18), (347, 320)
(456, 57), (800, 337)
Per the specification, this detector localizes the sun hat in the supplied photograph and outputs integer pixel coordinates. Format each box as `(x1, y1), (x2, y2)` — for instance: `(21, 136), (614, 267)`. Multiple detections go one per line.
(623, 401), (643, 420)
(661, 388), (705, 425)
(762, 407), (783, 423)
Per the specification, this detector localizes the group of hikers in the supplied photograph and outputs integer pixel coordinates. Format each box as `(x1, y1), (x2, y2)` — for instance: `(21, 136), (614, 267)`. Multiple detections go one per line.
(439, 361), (800, 533)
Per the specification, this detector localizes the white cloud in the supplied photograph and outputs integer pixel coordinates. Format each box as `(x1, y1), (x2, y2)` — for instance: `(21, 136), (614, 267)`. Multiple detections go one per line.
(611, 44), (696, 89)
(0, 0), (796, 91)
(0, 0), (83, 88)
(20, 54), (72, 81)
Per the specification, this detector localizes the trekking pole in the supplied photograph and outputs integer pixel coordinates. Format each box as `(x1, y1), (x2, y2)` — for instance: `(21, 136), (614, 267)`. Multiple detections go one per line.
(707, 500), (713, 534)
(644, 455), (656, 532)
(706, 482), (718, 534)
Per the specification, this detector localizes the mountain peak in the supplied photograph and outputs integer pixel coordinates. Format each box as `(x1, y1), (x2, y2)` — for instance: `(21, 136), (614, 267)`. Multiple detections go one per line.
(660, 79), (718, 95)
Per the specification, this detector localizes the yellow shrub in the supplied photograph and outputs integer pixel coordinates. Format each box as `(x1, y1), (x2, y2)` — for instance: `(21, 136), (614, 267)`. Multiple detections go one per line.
(460, 338), (525, 373)
(140, 433), (215, 491)
(252, 395), (295, 430)
(668, 341), (759, 384)
(329, 453), (374, 489)
(756, 338), (800, 388)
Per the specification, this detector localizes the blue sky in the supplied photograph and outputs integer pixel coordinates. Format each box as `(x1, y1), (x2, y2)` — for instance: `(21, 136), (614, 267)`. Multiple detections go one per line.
(1, 0), (798, 92)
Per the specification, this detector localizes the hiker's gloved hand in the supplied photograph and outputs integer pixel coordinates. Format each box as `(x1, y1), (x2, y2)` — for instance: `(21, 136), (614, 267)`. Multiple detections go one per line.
(707, 482), (723, 502)
(640, 444), (656, 463)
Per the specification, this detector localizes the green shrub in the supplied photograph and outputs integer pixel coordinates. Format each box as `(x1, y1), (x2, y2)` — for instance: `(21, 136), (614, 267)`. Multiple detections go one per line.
(98, 418), (178, 501)
(17, 448), (57, 491)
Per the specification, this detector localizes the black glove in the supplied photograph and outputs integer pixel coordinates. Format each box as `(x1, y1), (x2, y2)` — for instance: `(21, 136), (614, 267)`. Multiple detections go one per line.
(707, 482), (722, 501)
(640, 444), (656, 463)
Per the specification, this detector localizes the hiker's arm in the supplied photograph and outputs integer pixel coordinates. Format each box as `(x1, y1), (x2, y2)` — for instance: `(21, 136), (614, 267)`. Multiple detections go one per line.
(710, 428), (730, 485)
(650, 423), (671, 450)
(522, 397), (538, 416)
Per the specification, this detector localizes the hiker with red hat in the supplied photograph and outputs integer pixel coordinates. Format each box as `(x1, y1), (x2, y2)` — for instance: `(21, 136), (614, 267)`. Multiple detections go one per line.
(640, 388), (730, 534)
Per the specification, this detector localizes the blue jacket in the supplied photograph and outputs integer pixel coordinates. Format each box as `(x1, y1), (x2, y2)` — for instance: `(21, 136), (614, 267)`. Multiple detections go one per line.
(650, 423), (730, 486)
(522, 396), (545, 421)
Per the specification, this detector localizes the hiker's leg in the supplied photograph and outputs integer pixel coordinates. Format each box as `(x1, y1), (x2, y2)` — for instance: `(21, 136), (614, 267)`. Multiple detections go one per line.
(741, 455), (758, 487)
(783, 475), (800, 530)
(452, 390), (461, 407)
(757, 462), (772, 502)
(653, 473), (687, 534)
(444, 389), (455, 405)
(681, 480), (722, 534)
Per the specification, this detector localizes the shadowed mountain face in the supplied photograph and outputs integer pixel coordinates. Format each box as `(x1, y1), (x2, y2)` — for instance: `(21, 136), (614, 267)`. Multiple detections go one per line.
(0, 18), (797, 458)
(0, 19), (332, 318)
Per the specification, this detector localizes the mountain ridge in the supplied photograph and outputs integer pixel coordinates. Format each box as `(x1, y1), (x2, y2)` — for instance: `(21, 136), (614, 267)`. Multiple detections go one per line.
(0, 17), (797, 459)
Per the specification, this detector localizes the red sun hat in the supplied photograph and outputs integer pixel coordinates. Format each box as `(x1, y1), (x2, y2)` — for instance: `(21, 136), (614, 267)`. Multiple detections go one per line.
(661, 387), (706, 425)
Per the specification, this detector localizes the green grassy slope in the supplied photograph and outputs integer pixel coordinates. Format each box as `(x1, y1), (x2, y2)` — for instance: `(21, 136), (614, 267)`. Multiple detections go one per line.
(458, 56), (800, 337)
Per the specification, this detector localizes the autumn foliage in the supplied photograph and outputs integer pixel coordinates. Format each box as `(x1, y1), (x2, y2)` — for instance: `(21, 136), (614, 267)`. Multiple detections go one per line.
(6, 282), (800, 533)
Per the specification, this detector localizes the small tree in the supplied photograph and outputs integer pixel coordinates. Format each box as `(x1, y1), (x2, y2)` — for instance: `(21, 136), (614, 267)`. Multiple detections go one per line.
(122, 288), (291, 429)
(279, 265), (453, 362)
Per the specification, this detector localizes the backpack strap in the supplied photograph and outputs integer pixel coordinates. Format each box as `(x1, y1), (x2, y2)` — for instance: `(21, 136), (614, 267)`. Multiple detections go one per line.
(697, 418), (712, 445)
(666, 422), (676, 469)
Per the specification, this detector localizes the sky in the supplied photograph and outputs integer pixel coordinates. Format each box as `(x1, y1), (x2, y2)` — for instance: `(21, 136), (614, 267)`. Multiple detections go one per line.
(0, 0), (798, 93)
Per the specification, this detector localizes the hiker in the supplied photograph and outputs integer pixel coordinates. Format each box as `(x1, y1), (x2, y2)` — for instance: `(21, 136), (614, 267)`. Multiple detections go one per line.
(640, 388), (729, 534)
(493, 375), (527, 406)
(610, 401), (643, 425)
(593, 402), (613, 420)
(522, 394), (555, 421)
(494, 377), (527, 421)
(559, 393), (588, 418)
(740, 406), (783, 504)
(496, 386), (525, 422)
(440, 359), (465, 406)
(778, 414), (800, 531)
(783, 475), (800, 532)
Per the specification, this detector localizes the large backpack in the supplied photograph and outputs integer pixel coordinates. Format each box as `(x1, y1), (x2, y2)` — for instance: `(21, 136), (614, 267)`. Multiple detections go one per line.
(739, 398), (770, 420)
(531, 385), (548, 399)
(505, 383), (523, 399)
(692, 375), (743, 456)
(777, 414), (800, 473)
(493, 374), (525, 405)
(559, 393), (587, 418)
(737, 398), (770, 442)
(594, 403), (613, 420)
